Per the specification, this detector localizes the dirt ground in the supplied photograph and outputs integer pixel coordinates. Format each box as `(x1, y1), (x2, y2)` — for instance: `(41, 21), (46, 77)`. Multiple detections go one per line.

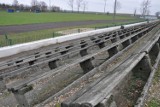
(0, 19), (133, 35)
(145, 65), (160, 107)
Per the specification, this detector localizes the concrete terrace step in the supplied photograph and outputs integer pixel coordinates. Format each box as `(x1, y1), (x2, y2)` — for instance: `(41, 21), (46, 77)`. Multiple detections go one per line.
(0, 21), (159, 107)
(38, 22), (160, 107)
(0, 24), (152, 89)
(7, 23), (158, 106)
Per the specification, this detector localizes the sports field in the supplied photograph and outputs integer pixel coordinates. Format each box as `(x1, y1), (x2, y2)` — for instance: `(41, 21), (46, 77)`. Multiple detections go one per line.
(0, 12), (137, 25)
(0, 11), (143, 47)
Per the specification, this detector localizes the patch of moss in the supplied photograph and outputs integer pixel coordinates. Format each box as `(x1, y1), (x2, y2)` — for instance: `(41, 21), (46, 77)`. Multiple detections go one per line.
(153, 67), (160, 84)
(55, 103), (61, 107)
(148, 99), (160, 107)
(124, 77), (145, 105)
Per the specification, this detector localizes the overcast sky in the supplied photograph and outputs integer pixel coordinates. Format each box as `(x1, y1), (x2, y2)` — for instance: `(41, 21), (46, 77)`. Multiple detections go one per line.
(0, 0), (159, 15)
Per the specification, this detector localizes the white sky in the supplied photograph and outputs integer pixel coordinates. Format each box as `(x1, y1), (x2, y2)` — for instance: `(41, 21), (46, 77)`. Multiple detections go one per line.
(0, 0), (159, 15)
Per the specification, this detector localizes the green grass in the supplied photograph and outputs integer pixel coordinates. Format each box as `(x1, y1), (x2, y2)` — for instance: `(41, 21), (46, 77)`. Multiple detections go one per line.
(153, 64), (160, 84)
(0, 11), (142, 46)
(55, 103), (61, 107)
(0, 32), (61, 46)
(146, 65), (160, 107)
(0, 11), (137, 25)
(0, 19), (144, 47)
(148, 99), (160, 107)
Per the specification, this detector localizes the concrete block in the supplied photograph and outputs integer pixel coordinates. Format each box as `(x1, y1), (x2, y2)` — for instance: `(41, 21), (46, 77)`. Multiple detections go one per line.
(122, 40), (130, 49)
(117, 44), (123, 51)
(80, 59), (94, 74)
(149, 43), (160, 65)
(0, 78), (6, 92)
(108, 47), (118, 58)
(104, 39), (112, 46)
(87, 45), (100, 54)
(92, 51), (109, 67)
(13, 92), (29, 107)
(80, 49), (88, 57)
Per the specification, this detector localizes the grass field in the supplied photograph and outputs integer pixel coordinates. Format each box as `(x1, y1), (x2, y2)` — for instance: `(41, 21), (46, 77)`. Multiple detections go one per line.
(146, 65), (160, 107)
(0, 19), (144, 47)
(0, 11), (137, 25)
(0, 11), (143, 47)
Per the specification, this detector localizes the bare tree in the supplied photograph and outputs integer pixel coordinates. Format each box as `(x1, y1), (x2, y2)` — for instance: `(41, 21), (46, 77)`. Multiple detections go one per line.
(13, 0), (19, 10)
(104, 0), (107, 13)
(113, 0), (121, 22)
(24, 5), (31, 11)
(68, 0), (74, 12)
(39, 1), (47, 12)
(31, 0), (38, 11)
(146, 9), (150, 15)
(13, 0), (18, 6)
(31, 0), (38, 7)
(116, 1), (121, 10)
(82, 0), (88, 13)
(76, 0), (83, 13)
(19, 4), (24, 11)
(51, 5), (61, 12)
(140, 0), (151, 17)
(49, 0), (51, 11)
(134, 9), (137, 16)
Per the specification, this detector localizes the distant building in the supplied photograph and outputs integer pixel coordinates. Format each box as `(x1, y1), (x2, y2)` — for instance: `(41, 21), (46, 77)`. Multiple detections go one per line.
(51, 6), (60, 12)
(140, 15), (157, 20)
(7, 9), (14, 13)
(35, 9), (41, 13)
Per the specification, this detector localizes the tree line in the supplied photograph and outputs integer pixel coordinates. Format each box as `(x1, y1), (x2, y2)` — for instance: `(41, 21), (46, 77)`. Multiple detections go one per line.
(68, 0), (88, 13)
(140, 0), (159, 18)
(0, 0), (159, 18)
(0, 0), (61, 12)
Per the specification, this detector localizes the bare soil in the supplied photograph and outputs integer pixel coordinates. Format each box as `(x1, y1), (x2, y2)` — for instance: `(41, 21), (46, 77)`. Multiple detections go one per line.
(0, 19), (134, 35)
(145, 65), (160, 107)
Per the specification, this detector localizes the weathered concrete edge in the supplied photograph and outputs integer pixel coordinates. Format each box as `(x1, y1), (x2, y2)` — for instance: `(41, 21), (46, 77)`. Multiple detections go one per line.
(35, 30), (148, 106)
(36, 45), (133, 107)
(135, 49), (160, 107)
(0, 21), (148, 58)
(5, 25), (147, 91)
(133, 32), (160, 107)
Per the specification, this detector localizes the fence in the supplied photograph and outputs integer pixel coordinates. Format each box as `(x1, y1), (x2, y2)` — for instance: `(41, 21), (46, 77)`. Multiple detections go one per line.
(0, 32), (62, 47)
(0, 20), (144, 47)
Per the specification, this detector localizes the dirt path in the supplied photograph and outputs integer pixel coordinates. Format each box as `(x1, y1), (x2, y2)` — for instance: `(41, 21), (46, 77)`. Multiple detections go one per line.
(0, 19), (134, 35)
